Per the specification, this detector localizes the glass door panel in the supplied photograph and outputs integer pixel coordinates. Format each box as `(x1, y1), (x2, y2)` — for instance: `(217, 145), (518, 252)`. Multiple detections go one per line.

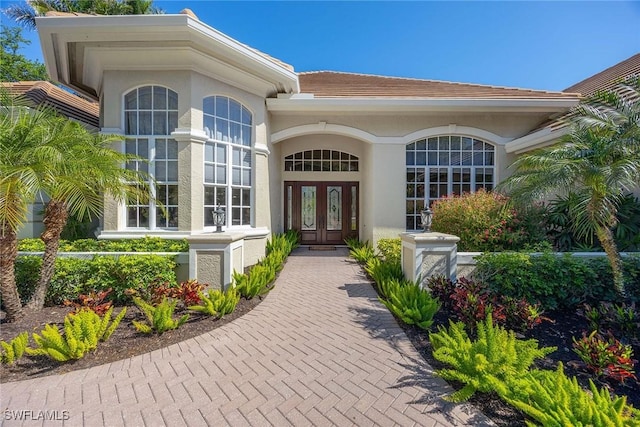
(301, 186), (317, 230)
(326, 186), (342, 231)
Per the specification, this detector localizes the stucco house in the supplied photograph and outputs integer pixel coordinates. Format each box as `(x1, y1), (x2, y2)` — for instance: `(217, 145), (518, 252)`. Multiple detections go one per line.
(31, 10), (638, 288)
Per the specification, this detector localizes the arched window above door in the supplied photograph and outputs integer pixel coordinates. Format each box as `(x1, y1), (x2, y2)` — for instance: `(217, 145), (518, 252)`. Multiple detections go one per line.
(284, 150), (359, 172)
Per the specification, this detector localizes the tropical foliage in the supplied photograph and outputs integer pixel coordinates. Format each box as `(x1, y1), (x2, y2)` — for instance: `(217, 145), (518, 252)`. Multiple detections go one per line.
(499, 76), (640, 297)
(4, 0), (162, 30)
(26, 307), (126, 361)
(0, 25), (47, 81)
(429, 313), (556, 402)
(0, 91), (150, 320)
(132, 297), (188, 334)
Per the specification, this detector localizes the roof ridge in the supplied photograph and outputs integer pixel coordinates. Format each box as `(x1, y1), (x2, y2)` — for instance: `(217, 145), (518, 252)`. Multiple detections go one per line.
(299, 70), (573, 95)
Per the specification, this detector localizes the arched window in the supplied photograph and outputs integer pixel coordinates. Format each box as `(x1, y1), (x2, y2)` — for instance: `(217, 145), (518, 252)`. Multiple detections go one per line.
(284, 150), (359, 172)
(406, 135), (495, 230)
(124, 86), (179, 229)
(203, 96), (252, 227)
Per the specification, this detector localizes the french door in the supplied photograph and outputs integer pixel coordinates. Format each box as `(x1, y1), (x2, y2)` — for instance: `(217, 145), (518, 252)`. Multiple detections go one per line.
(284, 181), (358, 245)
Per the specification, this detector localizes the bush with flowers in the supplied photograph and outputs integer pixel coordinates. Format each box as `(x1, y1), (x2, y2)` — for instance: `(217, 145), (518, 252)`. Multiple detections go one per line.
(430, 189), (547, 252)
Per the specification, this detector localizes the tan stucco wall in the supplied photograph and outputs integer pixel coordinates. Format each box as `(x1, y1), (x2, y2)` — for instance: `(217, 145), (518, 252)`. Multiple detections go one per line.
(270, 113), (549, 140)
(269, 111), (554, 244)
(196, 251), (223, 290)
(244, 236), (267, 267)
(100, 70), (269, 235)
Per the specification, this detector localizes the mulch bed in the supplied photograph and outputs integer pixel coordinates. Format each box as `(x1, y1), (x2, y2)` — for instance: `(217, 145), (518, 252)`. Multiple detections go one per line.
(401, 307), (640, 426)
(0, 296), (264, 383)
(2, 278), (638, 427)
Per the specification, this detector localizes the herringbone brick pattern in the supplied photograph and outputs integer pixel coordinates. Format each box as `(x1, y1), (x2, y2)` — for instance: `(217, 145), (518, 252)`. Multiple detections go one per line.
(1, 248), (493, 426)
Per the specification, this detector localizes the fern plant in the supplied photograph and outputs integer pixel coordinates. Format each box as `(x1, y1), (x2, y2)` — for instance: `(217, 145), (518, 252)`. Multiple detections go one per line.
(132, 297), (189, 334)
(1, 332), (29, 364)
(429, 313), (556, 402)
(26, 307), (126, 362)
(188, 288), (240, 317)
(378, 279), (440, 330)
(503, 364), (640, 427)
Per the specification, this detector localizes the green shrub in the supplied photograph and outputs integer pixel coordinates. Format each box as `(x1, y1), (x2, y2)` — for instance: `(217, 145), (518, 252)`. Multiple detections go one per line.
(189, 288), (240, 317)
(365, 258), (404, 288)
(430, 189), (547, 252)
(377, 238), (401, 264)
(18, 236), (189, 252)
(13, 256), (93, 306)
(12, 255), (177, 307)
(132, 297), (189, 334)
(1, 332), (29, 365)
(503, 364), (640, 427)
(84, 255), (177, 304)
(26, 307), (126, 362)
(429, 313), (556, 402)
(475, 252), (640, 309)
(378, 279), (440, 330)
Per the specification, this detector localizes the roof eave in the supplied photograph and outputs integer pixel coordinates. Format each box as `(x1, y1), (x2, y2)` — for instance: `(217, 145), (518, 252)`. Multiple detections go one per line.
(505, 126), (569, 154)
(267, 97), (580, 113)
(35, 14), (299, 99)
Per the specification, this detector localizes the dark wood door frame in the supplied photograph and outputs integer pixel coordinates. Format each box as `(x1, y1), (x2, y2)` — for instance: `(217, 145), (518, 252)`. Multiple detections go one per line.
(284, 181), (358, 245)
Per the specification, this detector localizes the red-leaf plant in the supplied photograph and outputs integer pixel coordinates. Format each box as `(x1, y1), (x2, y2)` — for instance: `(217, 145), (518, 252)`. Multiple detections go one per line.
(64, 288), (113, 315)
(572, 330), (637, 384)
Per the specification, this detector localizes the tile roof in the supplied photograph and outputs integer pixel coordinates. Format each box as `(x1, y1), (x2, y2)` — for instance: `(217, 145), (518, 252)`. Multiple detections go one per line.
(564, 53), (640, 96)
(1, 81), (99, 128)
(524, 53), (640, 136)
(298, 71), (578, 99)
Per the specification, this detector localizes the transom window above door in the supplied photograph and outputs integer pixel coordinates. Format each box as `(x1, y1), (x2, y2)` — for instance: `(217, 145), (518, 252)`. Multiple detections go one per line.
(284, 150), (359, 172)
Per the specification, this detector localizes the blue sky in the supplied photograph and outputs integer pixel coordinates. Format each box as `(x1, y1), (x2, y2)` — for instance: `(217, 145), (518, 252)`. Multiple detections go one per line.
(4, 1), (640, 91)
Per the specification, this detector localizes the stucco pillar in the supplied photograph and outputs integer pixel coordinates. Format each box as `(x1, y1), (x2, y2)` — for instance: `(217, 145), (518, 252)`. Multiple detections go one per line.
(401, 232), (460, 286)
(171, 129), (208, 233)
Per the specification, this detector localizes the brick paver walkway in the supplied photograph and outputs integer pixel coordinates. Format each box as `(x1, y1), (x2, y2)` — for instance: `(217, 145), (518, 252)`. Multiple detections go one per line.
(1, 248), (492, 426)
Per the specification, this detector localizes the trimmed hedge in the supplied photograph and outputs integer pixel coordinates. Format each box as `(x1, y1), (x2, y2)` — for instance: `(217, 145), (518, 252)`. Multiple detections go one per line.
(14, 255), (177, 306)
(18, 236), (189, 253)
(474, 252), (640, 310)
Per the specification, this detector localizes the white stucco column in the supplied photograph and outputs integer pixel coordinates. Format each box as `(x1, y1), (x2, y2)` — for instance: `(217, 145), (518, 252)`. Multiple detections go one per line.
(171, 128), (208, 232)
(401, 232), (460, 286)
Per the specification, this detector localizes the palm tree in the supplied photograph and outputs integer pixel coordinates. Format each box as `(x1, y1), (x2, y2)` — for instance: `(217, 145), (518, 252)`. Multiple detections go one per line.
(0, 92), (150, 319)
(0, 94), (52, 321)
(4, 0), (161, 30)
(26, 114), (151, 309)
(499, 75), (640, 298)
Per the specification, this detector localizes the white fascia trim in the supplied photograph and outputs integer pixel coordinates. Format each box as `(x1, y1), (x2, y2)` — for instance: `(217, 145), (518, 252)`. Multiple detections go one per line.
(186, 18), (299, 93)
(505, 126), (568, 154)
(266, 98), (579, 113)
(35, 14), (299, 93)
